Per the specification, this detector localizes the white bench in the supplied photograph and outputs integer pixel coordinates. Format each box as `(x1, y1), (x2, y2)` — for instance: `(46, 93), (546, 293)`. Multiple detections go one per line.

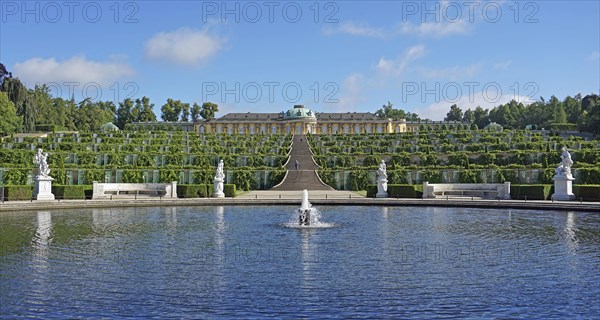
(423, 182), (511, 200)
(92, 181), (178, 199)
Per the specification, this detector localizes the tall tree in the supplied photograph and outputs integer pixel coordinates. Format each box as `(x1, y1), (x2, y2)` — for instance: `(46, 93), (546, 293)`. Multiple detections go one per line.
(135, 96), (156, 122)
(161, 99), (184, 121)
(181, 102), (190, 121)
(2, 77), (33, 131)
(115, 98), (135, 129)
(200, 102), (219, 121)
(444, 104), (463, 121)
(0, 91), (21, 135)
(375, 101), (408, 120)
(462, 109), (475, 123)
(191, 102), (202, 122)
(473, 106), (489, 128)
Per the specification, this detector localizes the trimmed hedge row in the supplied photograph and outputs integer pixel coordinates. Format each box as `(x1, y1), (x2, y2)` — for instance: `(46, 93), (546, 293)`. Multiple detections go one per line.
(52, 185), (92, 199)
(573, 185), (600, 201)
(2, 185), (33, 201)
(177, 184), (237, 198)
(510, 185), (554, 200)
(366, 184), (423, 198)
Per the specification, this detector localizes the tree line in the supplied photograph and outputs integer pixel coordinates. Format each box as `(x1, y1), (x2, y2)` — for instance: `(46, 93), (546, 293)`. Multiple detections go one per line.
(376, 93), (600, 133)
(0, 63), (219, 135)
(2, 62), (598, 135)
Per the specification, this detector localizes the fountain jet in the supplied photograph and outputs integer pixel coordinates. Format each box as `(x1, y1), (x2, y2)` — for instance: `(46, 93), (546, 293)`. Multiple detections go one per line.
(298, 190), (312, 226)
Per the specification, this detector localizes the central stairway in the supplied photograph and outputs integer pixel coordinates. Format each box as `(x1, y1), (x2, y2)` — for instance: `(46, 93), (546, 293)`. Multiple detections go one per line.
(271, 135), (333, 191)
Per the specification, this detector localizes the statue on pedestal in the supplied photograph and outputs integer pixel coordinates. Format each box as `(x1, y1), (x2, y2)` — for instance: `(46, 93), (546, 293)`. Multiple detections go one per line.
(376, 159), (388, 198)
(33, 148), (55, 200)
(213, 159), (225, 198)
(552, 146), (575, 201)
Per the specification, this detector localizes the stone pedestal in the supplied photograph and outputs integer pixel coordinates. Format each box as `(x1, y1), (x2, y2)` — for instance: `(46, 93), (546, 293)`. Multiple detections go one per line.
(33, 176), (55, 201)
(552, 174), (575, 201)
(213, 178), (225, 198)
(376, 178), (388, 198)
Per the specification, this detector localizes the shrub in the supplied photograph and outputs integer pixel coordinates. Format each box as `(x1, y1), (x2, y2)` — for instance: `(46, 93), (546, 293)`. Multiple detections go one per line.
(572, 185), (600, 202)
(348, 169), (369, 191)
(3, 185), (33, 201)
(52, 185), (87, 200)
(387, 184), (423, 198)
(177, 184), (210, 198)
(224, 184), (236, 197)
(510, 184), (553, 200)
(366, 185), (377, 198)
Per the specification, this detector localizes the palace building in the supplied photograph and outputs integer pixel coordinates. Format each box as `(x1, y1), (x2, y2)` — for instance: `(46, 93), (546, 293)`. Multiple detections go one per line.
(133, 105), (465, 134)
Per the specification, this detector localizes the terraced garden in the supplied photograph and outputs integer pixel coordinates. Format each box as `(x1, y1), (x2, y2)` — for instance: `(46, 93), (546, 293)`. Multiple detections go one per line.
(0, 131), (290, 193)
(308, 129), (600, 191)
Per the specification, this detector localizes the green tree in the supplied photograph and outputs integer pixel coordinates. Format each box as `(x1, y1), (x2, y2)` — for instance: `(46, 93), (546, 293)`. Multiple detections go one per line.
(191, 102), (202, 121)
(161, 99), (184, 121)
(181, 102), (190, 121)
(473, 106), (489, 128)
(2, 77), (34, 132)
(0, 91), (21, 134)
(200, 102), (219, 120)
(444, 104), (463, 121)
(462, 109), (475, 123)
(134, 96), (157, 122)
(115, 98), (135, 129)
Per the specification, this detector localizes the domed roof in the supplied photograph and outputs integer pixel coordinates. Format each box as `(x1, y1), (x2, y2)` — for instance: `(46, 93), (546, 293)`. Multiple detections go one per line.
(282, 105), (316, 119)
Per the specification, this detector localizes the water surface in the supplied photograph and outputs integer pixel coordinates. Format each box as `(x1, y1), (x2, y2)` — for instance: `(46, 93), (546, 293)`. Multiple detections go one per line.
(1, 206), (599, 318)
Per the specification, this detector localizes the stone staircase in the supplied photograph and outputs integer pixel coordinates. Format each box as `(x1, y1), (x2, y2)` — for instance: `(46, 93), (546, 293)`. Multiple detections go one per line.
(271, 134), (333, 191)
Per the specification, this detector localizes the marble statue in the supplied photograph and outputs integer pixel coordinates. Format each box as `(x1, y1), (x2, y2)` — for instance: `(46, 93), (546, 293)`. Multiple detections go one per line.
(552, 146), (575, 201)
(213, 159), (225, 198)
(35, 148), (51, 177)
(33, 148), (55, 200)
(376, 159), (388, 198)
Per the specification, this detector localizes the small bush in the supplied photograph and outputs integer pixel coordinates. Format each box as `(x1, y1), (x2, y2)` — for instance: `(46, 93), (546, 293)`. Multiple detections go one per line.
(387, 184), (423, 198)
(366, 185), (377, 198)
(224, 184), (236, 197)
(52, 185), (87, 199)
(3, 185), (33, 201)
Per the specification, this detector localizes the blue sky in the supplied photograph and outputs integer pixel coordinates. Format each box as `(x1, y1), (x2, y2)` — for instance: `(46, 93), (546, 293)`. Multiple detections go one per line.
(1, 0), (599, 120)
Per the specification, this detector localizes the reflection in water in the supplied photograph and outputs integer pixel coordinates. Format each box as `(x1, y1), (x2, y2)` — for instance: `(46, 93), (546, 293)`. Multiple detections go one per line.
(166, 207), (177, 233)
(564, 211), (578, 253)
(33, 211), (52, 253)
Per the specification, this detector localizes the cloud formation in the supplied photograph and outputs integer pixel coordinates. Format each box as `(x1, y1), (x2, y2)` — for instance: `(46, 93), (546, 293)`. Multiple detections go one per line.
(145, 27), (225, 65)
(13, 56), (134, 86)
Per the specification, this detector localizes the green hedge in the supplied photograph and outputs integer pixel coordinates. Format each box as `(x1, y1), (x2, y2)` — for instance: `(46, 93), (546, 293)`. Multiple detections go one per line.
(2, 185), (33, 201)
(388, 184), (424, 198)
(573, 185), (600, 202)
(52, 185), (88, 199)
(510, 184), (553, 200)
(224, 184), (236, 197)
(366, 185), (377, 198)
(177, 184), (211, 198)
(366, 184), (423, 198)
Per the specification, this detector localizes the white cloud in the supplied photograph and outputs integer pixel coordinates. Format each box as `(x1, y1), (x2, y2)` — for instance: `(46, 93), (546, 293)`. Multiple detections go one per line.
(417, 92), (535, 121)
(145, 27), (225, 65)
(13, 56), (134, 86)
(399, 20), (468, 37)
(588, 51), (600, 61)
(323, 21), (386, 38)
(419, 63), (482, 80)
(375, 45), (425, 76)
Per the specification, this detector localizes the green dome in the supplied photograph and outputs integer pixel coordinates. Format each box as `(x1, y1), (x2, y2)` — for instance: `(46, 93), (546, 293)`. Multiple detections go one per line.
(283, 105), (316, 119)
